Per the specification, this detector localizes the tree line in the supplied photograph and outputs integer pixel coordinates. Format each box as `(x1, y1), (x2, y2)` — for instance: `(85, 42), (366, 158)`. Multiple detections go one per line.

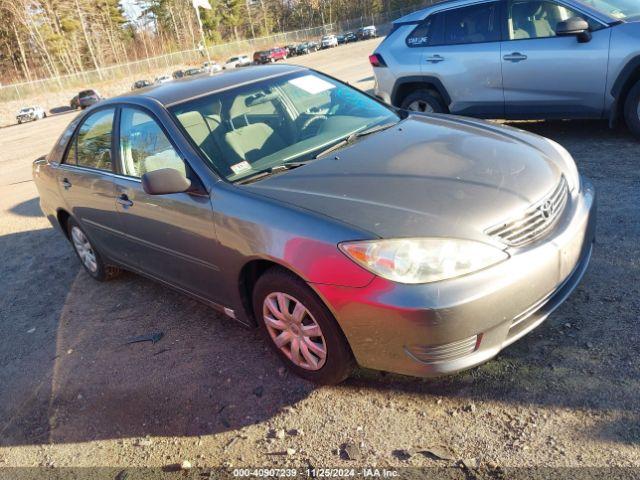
(0, 0), (429, 85)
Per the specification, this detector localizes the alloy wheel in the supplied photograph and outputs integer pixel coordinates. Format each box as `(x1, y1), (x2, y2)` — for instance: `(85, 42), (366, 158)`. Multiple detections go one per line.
(71, 226), (98, 273)
(263, 292), (327, 370)
(407, 100), (435, 113)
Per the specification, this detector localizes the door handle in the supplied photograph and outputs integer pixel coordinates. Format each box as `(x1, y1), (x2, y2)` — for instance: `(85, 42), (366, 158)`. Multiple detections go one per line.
(426, 55), (444, 63)
(503, 52), (528, 62)
(116, 194), (134, 208)
(61, 178), (72, 190)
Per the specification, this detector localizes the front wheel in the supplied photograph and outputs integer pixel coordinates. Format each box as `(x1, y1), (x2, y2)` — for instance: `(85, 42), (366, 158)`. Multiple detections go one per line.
(67, 218), (121, 281)
(623, 79), (640, 138)
(400, 89), (446, 114)
(252, 268), (354, 384)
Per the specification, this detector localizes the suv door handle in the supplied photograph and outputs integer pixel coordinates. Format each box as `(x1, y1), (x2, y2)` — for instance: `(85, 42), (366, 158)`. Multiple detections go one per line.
(426, 55), (444, 63)
(503, 52), (528, 62)
(116, 194), (134, 208)
(61, 178), (72, 190)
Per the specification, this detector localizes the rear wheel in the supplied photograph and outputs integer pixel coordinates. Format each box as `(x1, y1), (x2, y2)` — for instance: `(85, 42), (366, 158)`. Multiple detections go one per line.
(400, 89), (446, 114)
(252, 268), (354, 384)
(67, 217), (121, 281)
(623, 79), (640, 138)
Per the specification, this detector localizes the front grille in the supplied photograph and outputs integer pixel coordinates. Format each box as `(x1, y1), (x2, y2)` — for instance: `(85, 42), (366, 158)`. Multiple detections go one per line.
(486, 176), (568, 247)
(405, 335), (479, 364)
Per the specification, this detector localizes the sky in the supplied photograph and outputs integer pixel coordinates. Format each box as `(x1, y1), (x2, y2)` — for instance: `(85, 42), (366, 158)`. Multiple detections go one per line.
(121, 0), (143, 23)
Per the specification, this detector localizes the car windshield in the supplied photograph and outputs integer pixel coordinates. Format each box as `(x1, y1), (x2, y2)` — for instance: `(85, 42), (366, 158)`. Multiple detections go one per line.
(580, 0), (640, 19)
(170, 71), (399, 183)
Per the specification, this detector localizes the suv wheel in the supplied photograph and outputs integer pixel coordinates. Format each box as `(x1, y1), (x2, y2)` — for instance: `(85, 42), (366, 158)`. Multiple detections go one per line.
(623, 79), (640, 137)
(252, 268), (354, 384)
(401, 89), (446, 114)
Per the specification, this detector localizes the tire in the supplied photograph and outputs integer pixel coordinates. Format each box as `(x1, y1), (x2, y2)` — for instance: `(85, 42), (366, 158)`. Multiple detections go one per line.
(400, 89), (446, 114)
(623, 79), (640, 138)
(67, 217), (121, 281)
(252, 267), (354, 384)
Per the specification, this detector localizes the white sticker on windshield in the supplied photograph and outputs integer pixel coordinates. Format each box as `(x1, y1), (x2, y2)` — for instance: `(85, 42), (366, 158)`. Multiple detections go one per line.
(230, 161), (251, 175)
(288, 75), (336, 95)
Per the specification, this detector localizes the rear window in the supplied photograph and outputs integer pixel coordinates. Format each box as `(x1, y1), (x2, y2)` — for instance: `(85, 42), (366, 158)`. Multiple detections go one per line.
(79, 90), (95, 98)
(439, 2), (500, 45)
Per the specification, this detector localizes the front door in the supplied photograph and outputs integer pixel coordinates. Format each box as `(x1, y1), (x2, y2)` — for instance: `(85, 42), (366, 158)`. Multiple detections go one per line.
(501, 0), (611, 118)
(112, 106), (221, 302)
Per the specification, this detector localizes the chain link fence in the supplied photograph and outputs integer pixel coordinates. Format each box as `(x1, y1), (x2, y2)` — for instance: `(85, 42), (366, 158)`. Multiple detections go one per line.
(0, 2), (435, 103)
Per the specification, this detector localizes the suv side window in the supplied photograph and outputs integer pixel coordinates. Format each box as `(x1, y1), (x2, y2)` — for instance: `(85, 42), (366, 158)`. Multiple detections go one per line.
(439, 2), (500, 45)
(67, 108), (115, 171)
(508, 0), (602, 40)
(406, 14), (444, 47)
(119, 107), (187, 178)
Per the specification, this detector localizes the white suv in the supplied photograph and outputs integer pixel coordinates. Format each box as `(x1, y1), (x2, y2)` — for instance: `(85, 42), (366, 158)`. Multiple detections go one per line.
(371, 0), (640, 136)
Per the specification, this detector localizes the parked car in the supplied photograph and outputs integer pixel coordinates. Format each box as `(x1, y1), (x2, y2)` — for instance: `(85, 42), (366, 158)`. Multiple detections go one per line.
(344, 31), (358, 43)
(202, 61), (222, 73)
(337, 34), (347, 45)
(132, 79), (152, 90)
(184, 67), (204, 77)
(320, 34), (339, 48)
(172, 70), (185, 80)
(77, 89), (102, 109)
(70, 95), (80, 110)
(285, 45), (299, 57)
(33, 64), (595, 384)
(371, 0), (640, 137)
(253, 47), (287, 64)
(357, 25), (377, 39)
(155, 75), (173, 85)
(223, 55), (251, 69)
(16, 106), (46, 124)
(295, 42), (318, 55)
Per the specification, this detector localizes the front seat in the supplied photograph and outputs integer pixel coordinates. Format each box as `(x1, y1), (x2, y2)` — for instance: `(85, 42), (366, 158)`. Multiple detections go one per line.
(224, 123), (286, 162)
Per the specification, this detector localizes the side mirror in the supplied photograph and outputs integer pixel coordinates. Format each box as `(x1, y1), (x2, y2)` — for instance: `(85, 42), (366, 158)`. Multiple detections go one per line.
(141, 168), (191, 195)
(556, 17), (591, 43)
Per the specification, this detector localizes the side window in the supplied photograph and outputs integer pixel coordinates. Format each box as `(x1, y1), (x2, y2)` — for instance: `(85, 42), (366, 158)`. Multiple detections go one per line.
(406, 15), (443, 47)
(441, 2), (500, 45)
(508, 0), (600, 40)
(75, 108), (115, 171)
(119, 108), (186, 178)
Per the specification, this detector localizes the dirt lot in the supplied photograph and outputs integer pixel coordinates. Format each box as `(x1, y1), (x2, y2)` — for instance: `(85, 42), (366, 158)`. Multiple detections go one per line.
(0, 39), (639, 475)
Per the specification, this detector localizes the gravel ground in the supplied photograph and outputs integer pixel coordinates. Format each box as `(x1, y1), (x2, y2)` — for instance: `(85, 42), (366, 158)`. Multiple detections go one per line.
(0, 39), (638, 475)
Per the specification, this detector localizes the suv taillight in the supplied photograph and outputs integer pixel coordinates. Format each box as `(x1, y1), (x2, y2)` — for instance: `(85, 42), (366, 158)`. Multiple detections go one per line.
(369, 54), (387, 68)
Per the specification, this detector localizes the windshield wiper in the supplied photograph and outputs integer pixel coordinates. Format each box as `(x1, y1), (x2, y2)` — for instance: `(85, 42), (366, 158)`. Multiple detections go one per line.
(313, 122), (397, 159)
(235, 162), (308, 185)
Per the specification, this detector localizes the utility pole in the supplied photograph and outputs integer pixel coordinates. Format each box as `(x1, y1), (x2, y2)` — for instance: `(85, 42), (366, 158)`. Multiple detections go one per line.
(192, 0), (213, 64)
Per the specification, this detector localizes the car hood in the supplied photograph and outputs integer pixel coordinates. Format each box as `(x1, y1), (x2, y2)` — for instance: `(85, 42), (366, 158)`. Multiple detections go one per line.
(245, 115), (564, 242)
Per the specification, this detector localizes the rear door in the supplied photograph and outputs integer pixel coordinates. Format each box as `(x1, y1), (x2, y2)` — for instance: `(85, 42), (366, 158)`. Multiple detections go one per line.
(501, 0), (610, 118)
(417, 1), (505, 117)
(56, 107), (126, 264)
(110, 106), (222, 301)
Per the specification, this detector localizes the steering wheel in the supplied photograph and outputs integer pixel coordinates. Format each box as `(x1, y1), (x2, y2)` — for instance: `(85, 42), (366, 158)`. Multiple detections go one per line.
(300, 115), (327, 139)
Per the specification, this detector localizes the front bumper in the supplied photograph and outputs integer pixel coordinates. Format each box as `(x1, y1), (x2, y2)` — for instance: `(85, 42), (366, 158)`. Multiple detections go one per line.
(313, 177), (596, 377)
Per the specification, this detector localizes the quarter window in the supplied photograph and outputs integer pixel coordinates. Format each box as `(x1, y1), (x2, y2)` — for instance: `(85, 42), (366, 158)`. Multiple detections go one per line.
(440, 2), (500, 45)
(119, 108), (186, 178)
(406, 15), (442, 47)
(508, 0), (600, 40)
(74, 108), (115, 171)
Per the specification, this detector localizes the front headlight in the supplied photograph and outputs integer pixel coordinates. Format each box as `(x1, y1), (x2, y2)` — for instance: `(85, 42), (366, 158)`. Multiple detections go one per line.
(340, 238), (509, 284)
(545, 138), (580, 192)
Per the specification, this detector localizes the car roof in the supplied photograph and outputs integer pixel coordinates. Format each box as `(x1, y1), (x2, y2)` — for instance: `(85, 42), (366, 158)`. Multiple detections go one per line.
(108, 64), (306, 107)
(393, 0), (615, 24)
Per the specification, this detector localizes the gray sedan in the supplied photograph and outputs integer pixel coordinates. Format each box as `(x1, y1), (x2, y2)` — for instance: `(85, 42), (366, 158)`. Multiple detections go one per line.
(33, 65), (595, 384)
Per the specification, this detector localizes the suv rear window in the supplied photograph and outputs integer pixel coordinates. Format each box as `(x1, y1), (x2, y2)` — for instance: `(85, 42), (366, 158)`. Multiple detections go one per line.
(439, 2), (500, 45)
(406, 15), (444, 47)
